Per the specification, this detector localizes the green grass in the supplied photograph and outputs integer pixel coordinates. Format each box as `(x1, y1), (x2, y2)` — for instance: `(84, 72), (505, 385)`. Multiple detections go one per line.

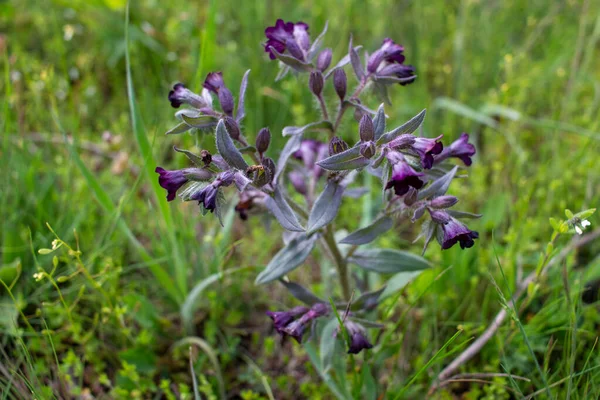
(2, 0), (600, 398)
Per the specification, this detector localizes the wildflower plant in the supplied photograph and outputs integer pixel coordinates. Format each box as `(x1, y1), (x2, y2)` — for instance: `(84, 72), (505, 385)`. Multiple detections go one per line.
(157, 20), (481, 355)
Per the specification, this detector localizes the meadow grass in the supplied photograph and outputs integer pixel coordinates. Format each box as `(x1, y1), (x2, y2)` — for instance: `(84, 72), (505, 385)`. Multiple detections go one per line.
(1, 0), (600, 398)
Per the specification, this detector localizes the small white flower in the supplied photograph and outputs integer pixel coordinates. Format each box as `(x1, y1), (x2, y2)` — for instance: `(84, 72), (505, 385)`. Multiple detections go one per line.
(575, 226), (583, 235)
(582, 220), (591, 228)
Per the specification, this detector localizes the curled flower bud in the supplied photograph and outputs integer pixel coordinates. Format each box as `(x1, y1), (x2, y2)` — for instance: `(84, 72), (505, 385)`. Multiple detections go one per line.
(359, 141), (377, 159)
(309, 71), (324, 97)
(316, 48), (332, 72)
(218, 87), (235, 115)
(329, 136), (349, 156)
(255, 127), (271, 154)
(203, 72), (225, 94)
(333, 68), (347, 100)
(223, 116), (241, 141)
(429, 195), (458, 209)
(435, 133), (476, 166)
(156, 167), (189, 201)
(429, 210), (479, 250)
(359, 115), (375, 142)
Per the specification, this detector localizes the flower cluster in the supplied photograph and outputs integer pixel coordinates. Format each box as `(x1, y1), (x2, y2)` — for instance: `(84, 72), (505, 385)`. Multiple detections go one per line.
(156, 19), (481, 359)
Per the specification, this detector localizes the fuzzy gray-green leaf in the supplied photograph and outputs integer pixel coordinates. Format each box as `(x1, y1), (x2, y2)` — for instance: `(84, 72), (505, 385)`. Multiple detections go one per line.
(349, 248), (431, 274)
(339, 216), (393, 245)
(255, 234), (318, 284)
(417, 166), (458, 200)
(215, 119), (248, 170)
(317, 146), (370, 171)
(264, 187), (305, 232)
(377, 109), (427, 145)
(307, 182), (344, 234)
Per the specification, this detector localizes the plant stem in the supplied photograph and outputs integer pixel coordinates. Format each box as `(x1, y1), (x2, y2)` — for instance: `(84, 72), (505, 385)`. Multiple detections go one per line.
(323, 225), (351, 300)
(317, 94), (330, 122)
(332, 76), (369, 134)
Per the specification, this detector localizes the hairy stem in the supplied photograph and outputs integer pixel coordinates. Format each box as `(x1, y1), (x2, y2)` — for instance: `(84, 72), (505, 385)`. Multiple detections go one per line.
(324, 225), (351, 300)
(317, 94), (330, 122)
(332, 76), (370, 134)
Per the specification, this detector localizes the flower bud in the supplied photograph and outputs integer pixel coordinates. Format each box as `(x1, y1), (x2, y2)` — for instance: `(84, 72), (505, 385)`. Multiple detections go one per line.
(200, 150), (212, 166)
(223, 116), (240, 140)
(309, 71), (324, 97)
(255, 127), (271, 154)
(359, 141), (377, 159)
(285, 38), (305, 61)
(316, 48), (332, 72)
(333, 68), (347, 100)
(328, 136), (349, 156)
(429, 195), (459, 209)
(403, 188), (418, 206)
(218, 87), (234, 115)
(359, 115), (375, 142)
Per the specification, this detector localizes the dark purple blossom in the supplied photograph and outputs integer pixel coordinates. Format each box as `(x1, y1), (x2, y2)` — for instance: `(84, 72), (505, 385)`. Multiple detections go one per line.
(266, 306), (308, 334)
(191, 184), (219, 213)
(294, 139), (328, 177)
(411, 135), (443, 169)
(367, 38), (406, 73)
(156, 167), (188, 201)
(378, 63), (416, 85)
(168, 83), (211, 109)
(203, 72), (225, 94)
(268, 303), (328, 343)
(264, 19), (309, 61)
(435, 133), (476, 166)
(289, 170), (308, 195)
(385, 154), (425, 196)
(339, 321), (373, 354)
(430, 210), (479, 250)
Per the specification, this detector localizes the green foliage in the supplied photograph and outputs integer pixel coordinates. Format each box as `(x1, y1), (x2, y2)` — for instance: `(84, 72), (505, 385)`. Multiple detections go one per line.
(2, 0), (600, 398)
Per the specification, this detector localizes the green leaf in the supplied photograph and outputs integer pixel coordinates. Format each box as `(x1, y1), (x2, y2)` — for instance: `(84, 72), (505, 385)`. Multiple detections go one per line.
(166, 121), (193, 135)
(282, 120), (332, 136)
(307, 182), (344, 234)
(270, 48), (313, 72)
(372, 104), (386, 141)
(417, 166), (458, 200)
(236, 69), (250, 121)
(317, 146), (370, 171)
(377, 109), (427, 145)
(264, 187), (305, 232)
(173, 146), (205, 167)
(320, 318), (340, 373)
(339, 216), (393, 245)
(181, 114), (218, 129)
(349, 248), (431, 274)
(381, 271), (422, 299)
(348, 35), (364, 82)
(255, 234), (318, 284)
(280, 280), (324, 305)
(215, 119), (248, 170)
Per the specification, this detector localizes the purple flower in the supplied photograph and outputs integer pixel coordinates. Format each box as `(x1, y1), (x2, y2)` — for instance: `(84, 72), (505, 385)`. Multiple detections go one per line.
(339, 321), (373, 354)
(264, 19), (310, 61)
(385, 154), (425, 196)
(411, 135), (443, 169)
(203, 72), (225, 94)
(430, 210), (479, 250)
(268, 303), (328, 343)
(156, 167), (188, 201)
(288, 170), (308, 195)
(168, 83), (211, 109)
(367, 38), (406, 73)
(294, 139), (329, 177)
(191, 184), (219, 213)
(435, 133), (476, 166)
(378, 63), (416, 85)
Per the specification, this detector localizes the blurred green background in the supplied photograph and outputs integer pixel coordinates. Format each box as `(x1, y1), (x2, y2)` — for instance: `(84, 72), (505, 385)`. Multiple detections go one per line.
(2, 0), (600, 398)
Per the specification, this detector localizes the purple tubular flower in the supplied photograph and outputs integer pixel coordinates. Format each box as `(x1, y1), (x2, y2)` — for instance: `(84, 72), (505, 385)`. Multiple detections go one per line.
(289, 170), (308, 195)
(191, 184), (219, 213)
(316, 48), (332, 72)
(378, 63), (416, 85)
(385, 159), (425, 196)
(168, 83), (209, 109)
(203, 72), (225, 94)
(264, 19), (309, 61)
(156, 167), (188, 201)
(270, 303), (328, 343)
(294, 139), (324, 170)
(367, 38), (406, 73)
(411, 135), (443, 169)
(436, 133), (476, 166)
(430, 210), (479, 250)
(342, 321), (373, 354)
(266, 306), (308, 334)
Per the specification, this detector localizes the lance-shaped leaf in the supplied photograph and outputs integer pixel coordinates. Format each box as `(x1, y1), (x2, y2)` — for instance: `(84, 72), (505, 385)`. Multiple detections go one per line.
(317, 146), (370, 171)
(307, 182), (344, 234)
(279, 280), (324, 305)
(377, 109), (427, 145)
(307, 21), (328, 61)
(350, 286), (385, 311)
(181, 114), (218, 129)
(372, 104), (386, 141)
(323, 46), (362, 79)
(447, 210), (483, 219)
(255, 234), (318, 284)
(274, 134), (302, 182)
(270, 48), (313, 72)
(166, 122), (193, 135)
(373, 74), (417, 85)
(381, 271), (422, 299)
(282, 120), (333, 136)
(417, 165), (458, 200)
(339, 216), (393, 245)
(215, 119), (248, 170)
(344, 99), (379, 116)
(174, 146), (205, 167)
(349, 248), (431, 274)
(264, 187), (305, 232)
(275, 65), (291, 82)
(349, 35), (364, 82)
(236, 69), (250, 121)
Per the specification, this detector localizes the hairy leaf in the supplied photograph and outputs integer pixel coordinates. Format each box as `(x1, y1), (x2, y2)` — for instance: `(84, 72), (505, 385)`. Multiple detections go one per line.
(307, 182), (344, 234)
(215, 119), (248, 170)
(275, 134), (302, 182)
(282, 120), (333, 136)
(174, 146), (205, 167)
(264, 187), (305, 232)
(349, 248), (431, 274)
(339, 216), (393, 245)
(166, 122), (193, 135)
(381, 271), (422, 299)
(181, 114), (218, 129)
(255, 234), (318, 284)
(377, 109), (427, 145)
(271, 48), (313, 72)
(349, 35), (364, 82)
(307, 21), (329, 61)
(279, 280), (324, 305)
(317, 146), (370, 171)
(417, 166), (458, 200)
(447, 210), (483, 219)
(372, 104), (386, 141)
(236, 69), (251, 121)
